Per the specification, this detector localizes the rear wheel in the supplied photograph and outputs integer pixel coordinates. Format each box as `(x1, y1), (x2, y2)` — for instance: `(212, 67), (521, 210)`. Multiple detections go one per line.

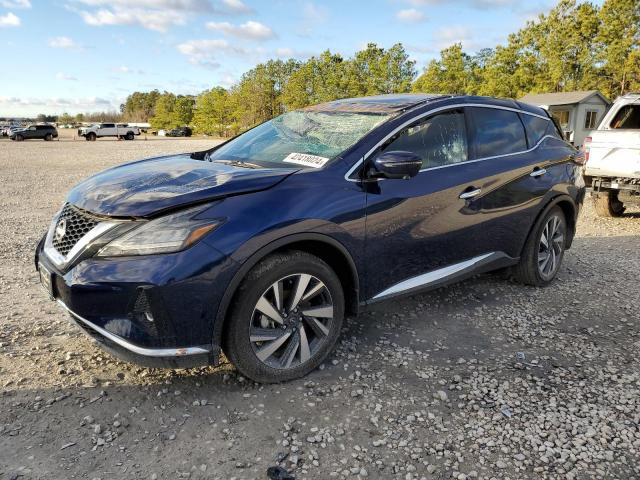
(223, 251), (344, 383)
(593, 191), (625, 217)
(44, 133), (53, 141)
(125, 131), (134, 140)
(513, 206), (566, 286)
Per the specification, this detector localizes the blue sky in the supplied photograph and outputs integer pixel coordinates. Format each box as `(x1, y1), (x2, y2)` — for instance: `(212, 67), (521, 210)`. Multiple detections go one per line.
(1, 0), (567, 117)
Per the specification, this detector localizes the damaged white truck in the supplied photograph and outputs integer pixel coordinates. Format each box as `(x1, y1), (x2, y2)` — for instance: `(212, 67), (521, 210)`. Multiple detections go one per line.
(583, 93), (640, 217)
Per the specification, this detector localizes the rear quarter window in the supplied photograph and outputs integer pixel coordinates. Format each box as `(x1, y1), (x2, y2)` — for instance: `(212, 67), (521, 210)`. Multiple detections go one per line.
(519, 113), (552, 147)
(469, 107), (527, 158)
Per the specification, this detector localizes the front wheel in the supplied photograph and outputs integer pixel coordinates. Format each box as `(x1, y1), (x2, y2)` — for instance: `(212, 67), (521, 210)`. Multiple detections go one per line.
(125, 131), (134, 140)
(513, 206), (567, 286)
(14, 134), (24, 141)
(223, 251), (345, 383)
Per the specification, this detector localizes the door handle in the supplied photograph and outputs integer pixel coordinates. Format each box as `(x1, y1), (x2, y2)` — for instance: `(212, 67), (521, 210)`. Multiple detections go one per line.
(459, 187), (481, 200)
(530, 167), (547, 178)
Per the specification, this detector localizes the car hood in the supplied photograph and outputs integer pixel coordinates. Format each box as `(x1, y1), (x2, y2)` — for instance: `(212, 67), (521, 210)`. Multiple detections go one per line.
(67, 153), (298, 217)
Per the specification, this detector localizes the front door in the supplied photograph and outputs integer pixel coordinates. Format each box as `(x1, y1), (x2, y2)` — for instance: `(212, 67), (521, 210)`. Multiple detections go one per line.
(363, 108), (489, 301)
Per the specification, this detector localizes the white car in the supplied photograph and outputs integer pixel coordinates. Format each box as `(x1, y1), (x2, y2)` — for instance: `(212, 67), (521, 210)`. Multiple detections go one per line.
(583, 93), (640, 216)
(77, 123), (140, 141)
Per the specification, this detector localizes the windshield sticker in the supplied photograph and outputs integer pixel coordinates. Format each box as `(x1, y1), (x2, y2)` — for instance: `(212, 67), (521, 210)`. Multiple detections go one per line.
(283, 152), (330, 168)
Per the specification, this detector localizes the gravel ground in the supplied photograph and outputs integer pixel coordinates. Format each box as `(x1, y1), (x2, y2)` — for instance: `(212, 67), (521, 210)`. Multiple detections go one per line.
(0, 137), (638, 480)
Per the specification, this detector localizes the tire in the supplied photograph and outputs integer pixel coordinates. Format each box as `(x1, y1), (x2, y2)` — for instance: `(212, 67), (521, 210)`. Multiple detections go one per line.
(87, 133), (97, 141)
(223, 250), (345, 383)
(15, 134), (23, 141)
(513, 206), (567, 287)
(593, 192), (625, 217)
(125, 131), (134, 141)
(44, 133), (52, 141)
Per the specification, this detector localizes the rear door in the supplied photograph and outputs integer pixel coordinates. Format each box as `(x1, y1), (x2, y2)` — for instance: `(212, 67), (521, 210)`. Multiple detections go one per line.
(465, 106), (573, 260)
(36, 125), (49, 138)
(101, 123), (116, 137)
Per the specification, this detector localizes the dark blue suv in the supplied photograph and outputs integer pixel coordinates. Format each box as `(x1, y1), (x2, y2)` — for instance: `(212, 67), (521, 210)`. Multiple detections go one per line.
(36, 94), (585, 382)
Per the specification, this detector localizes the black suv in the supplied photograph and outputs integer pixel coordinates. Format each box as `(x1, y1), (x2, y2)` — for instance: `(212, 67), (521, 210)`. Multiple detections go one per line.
(11, 124), (58, 141)
(166, 126), (192, 137)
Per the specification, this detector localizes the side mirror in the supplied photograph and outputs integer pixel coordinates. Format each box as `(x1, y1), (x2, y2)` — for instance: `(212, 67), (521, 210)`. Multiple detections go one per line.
(371, 151), (422, 179)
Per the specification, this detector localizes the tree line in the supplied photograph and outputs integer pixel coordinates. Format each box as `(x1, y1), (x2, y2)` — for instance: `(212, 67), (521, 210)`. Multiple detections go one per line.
(49, 0), (639, 136)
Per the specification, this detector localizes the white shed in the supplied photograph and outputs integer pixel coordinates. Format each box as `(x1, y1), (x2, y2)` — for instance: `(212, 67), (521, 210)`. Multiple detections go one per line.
(519, 90), (610, 147)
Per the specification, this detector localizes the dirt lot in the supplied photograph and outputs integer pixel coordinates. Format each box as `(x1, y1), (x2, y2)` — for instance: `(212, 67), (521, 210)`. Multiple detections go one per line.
(0, 137), (638, 480)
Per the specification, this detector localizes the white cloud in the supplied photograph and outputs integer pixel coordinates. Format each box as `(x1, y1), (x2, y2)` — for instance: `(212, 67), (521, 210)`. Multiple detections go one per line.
(111, 65), (145, 74)
(303, 2), (328, 22)
(79, 7), (187, 31)
(296, 2), (329, 37)
(218, 72), (238, 88)
(71, 0), (215, 31)
(0, 0), (30, 7)
(0, 12), (20, 27)
(55, 72), (78, 81)
(177, 39), (248, 69)
(275, 47), (294, 57)
(396, 8), (426, 23)
(433, 25), (479, 50)
(77, 0), (212, 10)
(176, 38), (291, 70)
(48, 36), (80, 49)
(403, 0), (518, 9)
(220, 0), (252, 14)
(206, 20), (275, 40)
(274, 47), (315, 60)
(0, 96), (117, 115)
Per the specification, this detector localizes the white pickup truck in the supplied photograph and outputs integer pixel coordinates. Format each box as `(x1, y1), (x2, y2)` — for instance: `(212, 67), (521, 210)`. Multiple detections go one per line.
(583, 93), (640, 216)
(77, 123), (140, 141)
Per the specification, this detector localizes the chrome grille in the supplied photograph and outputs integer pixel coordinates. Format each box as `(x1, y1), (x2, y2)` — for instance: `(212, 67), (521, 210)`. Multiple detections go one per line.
(51, 203), (100, 256)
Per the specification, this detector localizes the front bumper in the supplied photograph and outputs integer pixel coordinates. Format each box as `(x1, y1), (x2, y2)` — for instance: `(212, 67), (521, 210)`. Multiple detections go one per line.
(59, 300), (216, 368)
(36, 237), (238, 368)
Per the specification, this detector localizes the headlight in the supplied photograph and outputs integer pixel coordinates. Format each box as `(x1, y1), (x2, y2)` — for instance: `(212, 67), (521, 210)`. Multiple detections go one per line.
(96, 206), (222, 257)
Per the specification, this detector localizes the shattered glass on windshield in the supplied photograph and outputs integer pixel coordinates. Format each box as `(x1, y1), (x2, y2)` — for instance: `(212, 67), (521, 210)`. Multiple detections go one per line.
(208, 110), (390, 167)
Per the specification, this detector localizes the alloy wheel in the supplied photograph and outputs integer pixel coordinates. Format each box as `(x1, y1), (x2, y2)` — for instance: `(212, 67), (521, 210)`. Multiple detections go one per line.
(250, 273), (334, 370)
(537, 214), (564, 280)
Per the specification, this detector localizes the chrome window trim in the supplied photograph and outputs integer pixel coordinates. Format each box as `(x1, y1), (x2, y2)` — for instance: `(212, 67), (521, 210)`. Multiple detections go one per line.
(57, 300), (211, 357)
(344, 103), (555, 182)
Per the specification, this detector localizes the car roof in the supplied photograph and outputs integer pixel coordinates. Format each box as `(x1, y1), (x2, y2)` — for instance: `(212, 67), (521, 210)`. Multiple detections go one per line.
(301, 93), (549, 118)
(302, 94), (447, 114)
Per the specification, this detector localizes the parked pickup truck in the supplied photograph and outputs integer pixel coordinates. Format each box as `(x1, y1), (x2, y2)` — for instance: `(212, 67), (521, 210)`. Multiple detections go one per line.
(77, 123), (140, 141)
(583, 93), (640, 216)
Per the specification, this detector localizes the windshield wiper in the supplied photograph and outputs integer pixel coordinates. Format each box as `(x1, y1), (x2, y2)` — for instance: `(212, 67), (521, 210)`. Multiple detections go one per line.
(213, 159), (263, 169)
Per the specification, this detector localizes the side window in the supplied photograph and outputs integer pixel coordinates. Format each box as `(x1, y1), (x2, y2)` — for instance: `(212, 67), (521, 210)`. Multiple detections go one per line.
(610, 105), (640, 129)
(584, 111), (598, 130)
(551, 110), (570, 129)
(380, 110), (468, 169)
(519, 113), (551, 147)
(103, 123), (115, 128)
(469, 107), (527, 158)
